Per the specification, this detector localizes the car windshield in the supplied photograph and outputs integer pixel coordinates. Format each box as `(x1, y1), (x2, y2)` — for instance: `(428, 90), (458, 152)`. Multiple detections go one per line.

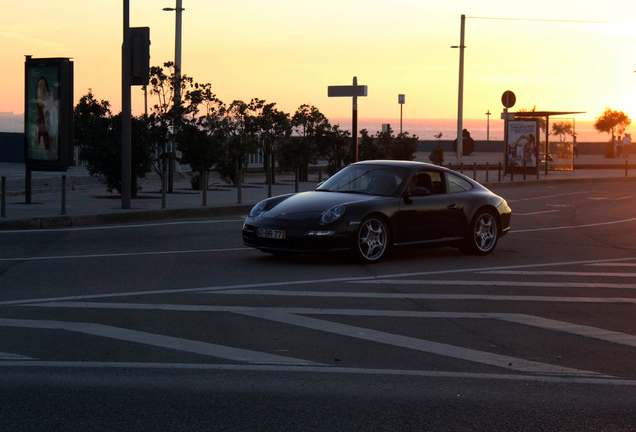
(316, 165), (407, 197)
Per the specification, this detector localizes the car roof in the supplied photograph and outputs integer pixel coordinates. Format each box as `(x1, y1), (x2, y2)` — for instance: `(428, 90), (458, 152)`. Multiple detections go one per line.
(352, 160), (442, 170)
(351, 160), (487, 190)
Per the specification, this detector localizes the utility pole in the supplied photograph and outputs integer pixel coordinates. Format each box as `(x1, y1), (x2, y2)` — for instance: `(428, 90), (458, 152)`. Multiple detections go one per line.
(452, 14), (466, 164)
(121, 0), (132, 209)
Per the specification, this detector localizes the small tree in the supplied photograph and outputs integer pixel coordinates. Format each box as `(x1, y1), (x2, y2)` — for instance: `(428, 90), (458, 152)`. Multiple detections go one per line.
(74, 91), (153, 194)
(594, 107), (632, 158)
(429, 132), (444, 165)
(255, 102), (291, 184)
(358, 126), (418, 161)
(215, 99), (263, 185)
(318, 124), (351, 175)
(178, 81), (227, 189)
(280, 104), (327, 181)
(392, 131), (419, 160)
(147, 62), (197, 191)
(551, 121), (574, 158)
(358, 128), (385, 160)
(551, 121), (573, 142)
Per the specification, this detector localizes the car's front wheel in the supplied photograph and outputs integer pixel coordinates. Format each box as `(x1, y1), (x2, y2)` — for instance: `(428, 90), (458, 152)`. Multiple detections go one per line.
(462, 210), (499, 255)
(355, 216), (389, 263)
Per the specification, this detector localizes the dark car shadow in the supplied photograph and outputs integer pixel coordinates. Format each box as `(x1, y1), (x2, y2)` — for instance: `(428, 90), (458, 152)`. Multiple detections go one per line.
(246, 245), (466, 267)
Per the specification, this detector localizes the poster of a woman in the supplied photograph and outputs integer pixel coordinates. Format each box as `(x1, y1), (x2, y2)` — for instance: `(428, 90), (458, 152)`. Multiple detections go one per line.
(26, 67), (60, 161)
(506, 120), (538, 173)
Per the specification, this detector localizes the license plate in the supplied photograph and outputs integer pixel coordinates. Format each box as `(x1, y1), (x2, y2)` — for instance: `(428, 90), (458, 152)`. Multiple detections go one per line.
(257, 228), (286, 239)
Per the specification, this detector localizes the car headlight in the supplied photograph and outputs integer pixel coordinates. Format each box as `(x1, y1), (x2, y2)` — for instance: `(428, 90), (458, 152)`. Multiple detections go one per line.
(249, 200), (268, 218)
(321, 205), (345, 224)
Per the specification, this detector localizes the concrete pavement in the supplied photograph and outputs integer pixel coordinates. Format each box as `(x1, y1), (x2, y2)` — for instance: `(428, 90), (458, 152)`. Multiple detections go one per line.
(1, 152), (634, 230)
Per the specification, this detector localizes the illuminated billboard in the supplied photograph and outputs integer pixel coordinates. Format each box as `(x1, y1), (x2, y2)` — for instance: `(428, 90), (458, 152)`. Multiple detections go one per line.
(24, 57), (74, 170)
(506, 120), (539, 174)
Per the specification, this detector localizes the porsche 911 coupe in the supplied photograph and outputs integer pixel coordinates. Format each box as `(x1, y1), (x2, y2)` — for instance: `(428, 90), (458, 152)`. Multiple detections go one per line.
(242, 160), (511, 263)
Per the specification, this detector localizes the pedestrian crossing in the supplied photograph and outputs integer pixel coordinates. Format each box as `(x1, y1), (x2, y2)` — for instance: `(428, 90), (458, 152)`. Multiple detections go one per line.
(1, 258), (636, 384)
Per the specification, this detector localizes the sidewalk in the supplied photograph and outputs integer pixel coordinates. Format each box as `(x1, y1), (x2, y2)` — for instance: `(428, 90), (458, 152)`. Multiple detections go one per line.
(1, 152), (634, 230)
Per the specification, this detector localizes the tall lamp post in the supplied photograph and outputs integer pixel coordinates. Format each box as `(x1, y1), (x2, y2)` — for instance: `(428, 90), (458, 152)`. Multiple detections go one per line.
(451, 14), (466, 164)
(486, 109), (491, 141)
(163, 0), (184, 193)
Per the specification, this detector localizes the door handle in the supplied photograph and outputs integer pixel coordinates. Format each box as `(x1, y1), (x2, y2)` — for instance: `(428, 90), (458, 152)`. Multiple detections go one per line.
(447, 204), (459, 211)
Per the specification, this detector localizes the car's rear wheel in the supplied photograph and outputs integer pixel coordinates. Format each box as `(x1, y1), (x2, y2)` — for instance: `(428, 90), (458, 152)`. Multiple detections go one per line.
(462, 210), (499, 255)
(355, 216), (389, 263)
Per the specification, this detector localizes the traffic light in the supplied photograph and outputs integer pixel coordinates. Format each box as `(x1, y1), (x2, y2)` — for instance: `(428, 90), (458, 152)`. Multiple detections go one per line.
(130, 27), (150, 86)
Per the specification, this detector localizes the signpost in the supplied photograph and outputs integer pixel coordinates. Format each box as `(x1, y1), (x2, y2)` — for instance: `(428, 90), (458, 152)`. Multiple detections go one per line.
(501, 90), (516, 176)
(398, 94), (405, 134)
(328, 77), (367, 162)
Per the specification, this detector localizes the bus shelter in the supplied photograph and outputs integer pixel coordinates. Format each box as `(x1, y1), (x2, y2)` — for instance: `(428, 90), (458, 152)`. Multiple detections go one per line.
(512, 110), (585, 173)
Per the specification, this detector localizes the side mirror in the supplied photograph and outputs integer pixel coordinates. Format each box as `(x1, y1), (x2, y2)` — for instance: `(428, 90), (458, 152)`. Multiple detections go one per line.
(409, 186), (431, 197)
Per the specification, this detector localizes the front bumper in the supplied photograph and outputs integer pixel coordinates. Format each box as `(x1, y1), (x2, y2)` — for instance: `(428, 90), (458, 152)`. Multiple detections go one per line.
(242, 221), (354, 253)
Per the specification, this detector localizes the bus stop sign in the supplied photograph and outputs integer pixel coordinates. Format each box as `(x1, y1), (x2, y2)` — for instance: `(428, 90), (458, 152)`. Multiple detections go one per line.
(501, 90), (516, 109)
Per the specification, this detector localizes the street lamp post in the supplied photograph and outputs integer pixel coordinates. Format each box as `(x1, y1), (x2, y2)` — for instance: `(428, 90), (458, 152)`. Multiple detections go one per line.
(486, 109), (491, 141)
(163, 0), (184, 193)
(398, 94), (405, 135)
(451, 14), (466, 164)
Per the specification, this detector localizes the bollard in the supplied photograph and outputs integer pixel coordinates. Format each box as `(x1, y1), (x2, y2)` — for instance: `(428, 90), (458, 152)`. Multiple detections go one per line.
(294, 169), (299, 193)
(626, 160), (629, 177)
(161, 171), (167, 209)
(485, 163), (489, 183)
(318, 169), (323, 183)
(237, 169), (243, 204)
(498, 163), (502, 182)
(523, 161), (527, 180)
(201, 170), (207, 207)
(61, 175), (67, 215)
(25, 167), (32, 204)
(1, 176), (6, 217)
(473, 163), (477, 180)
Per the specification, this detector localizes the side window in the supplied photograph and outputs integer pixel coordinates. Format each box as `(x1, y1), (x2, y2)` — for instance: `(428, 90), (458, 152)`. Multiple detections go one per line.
(428, 171), (443, 194)
(411, 171), (443, 194)
(447, 173), (473, 193)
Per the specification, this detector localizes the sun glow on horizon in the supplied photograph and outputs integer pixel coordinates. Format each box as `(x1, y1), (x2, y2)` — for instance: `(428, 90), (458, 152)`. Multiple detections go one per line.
(2, 1), (636, 130)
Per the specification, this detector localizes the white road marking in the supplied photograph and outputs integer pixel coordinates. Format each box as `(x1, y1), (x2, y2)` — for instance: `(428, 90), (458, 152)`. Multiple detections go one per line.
(0, 362), (631, 386)
(17, 302), (635, 377)
(0, 352), (34, 360)
(239, 308), (605, 377)
(350, 279), (636, 290)
(505, 191), (586, 203)
(0, 318), (323, 367)
(4, 256), (636, 307)
(589, 263), (636, 267)
(482, 270), (636, 278)
(514, 210), (559, 216)
(589, 196), (633, 201)
(510, 216), (636, 233)
(0, 247), (252, 262)
(0, 218), (245, 234)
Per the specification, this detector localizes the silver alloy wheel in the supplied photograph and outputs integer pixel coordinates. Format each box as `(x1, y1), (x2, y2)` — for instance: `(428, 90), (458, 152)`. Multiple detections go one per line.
(471, 211), (498, 254)
(357, 217), (389, 262)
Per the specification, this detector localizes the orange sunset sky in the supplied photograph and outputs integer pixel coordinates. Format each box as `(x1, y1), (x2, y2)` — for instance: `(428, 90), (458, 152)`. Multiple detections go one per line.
(2, 0), (636, 124)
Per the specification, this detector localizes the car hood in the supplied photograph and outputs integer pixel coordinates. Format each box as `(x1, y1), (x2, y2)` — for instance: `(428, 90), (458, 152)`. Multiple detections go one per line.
(264, 191), (374, 220)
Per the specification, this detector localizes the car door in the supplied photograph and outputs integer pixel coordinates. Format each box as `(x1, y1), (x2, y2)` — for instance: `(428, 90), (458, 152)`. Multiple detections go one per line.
(394, 170), (462, 244)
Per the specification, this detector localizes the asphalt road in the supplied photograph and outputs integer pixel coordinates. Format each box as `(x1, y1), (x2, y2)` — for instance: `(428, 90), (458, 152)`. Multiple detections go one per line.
(2, 180), (636, 431)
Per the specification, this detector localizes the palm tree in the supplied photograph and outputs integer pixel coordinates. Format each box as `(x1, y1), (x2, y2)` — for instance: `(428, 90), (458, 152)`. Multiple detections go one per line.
(551, 121), (573, 143)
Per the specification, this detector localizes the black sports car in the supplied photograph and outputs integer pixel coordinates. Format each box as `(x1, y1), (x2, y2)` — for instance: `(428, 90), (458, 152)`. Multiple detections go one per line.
(242, 160), (511, 262)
